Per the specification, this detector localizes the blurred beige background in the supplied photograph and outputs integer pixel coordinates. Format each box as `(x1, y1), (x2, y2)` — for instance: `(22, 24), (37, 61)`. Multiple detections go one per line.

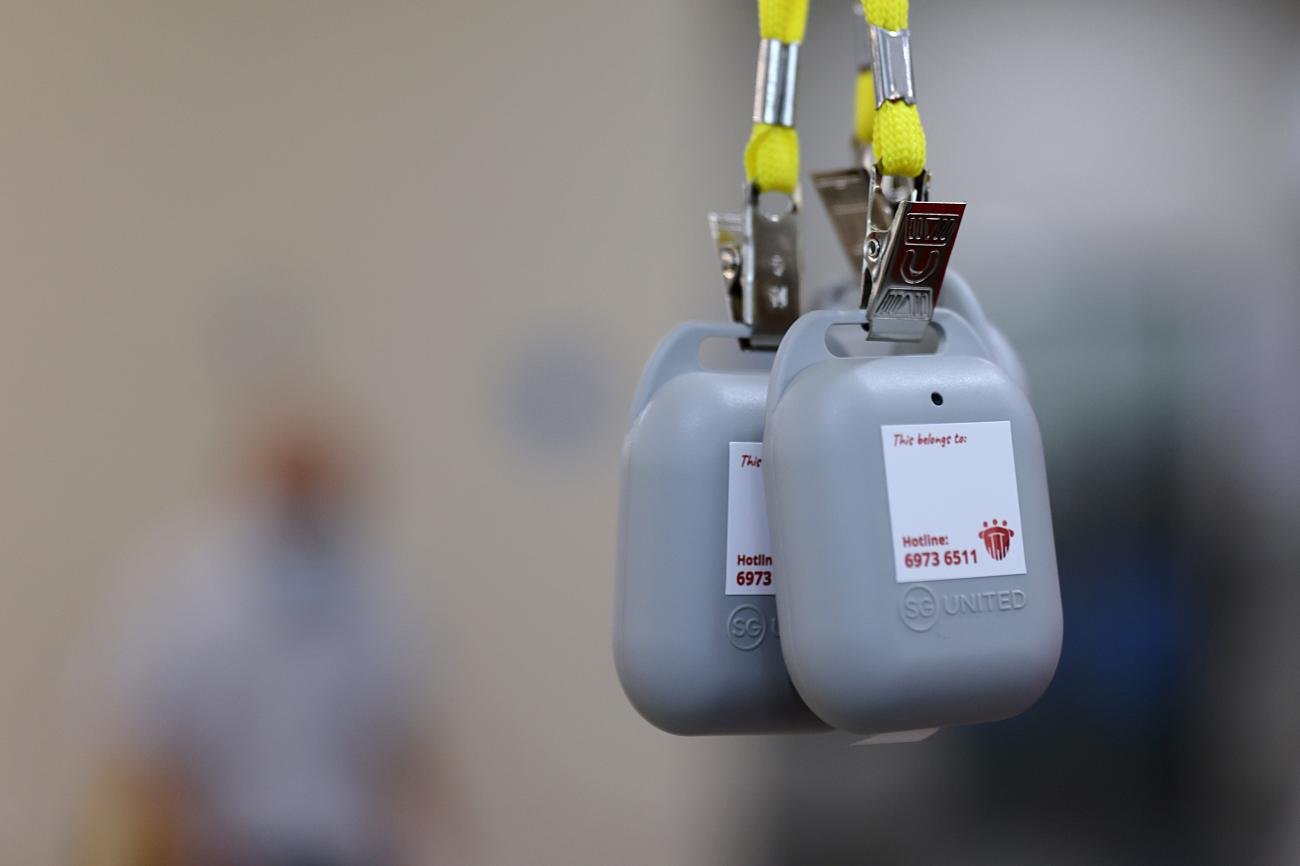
(1, 1), (1298, 864)
(0, 2), (761, 863)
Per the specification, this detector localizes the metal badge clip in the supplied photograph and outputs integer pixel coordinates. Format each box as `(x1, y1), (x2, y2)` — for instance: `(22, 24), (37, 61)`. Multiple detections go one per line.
(812, 167), (964, 341)
(709, 185), (801, 350)
(863, 168), (963, 341)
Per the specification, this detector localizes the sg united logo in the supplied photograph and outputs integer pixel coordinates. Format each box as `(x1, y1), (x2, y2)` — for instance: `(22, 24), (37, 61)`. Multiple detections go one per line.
(727, 604), (779, 651)
(899, 583), (1029, 633)
(978, 518), (1015, 561)
(899, 586), (938, 632)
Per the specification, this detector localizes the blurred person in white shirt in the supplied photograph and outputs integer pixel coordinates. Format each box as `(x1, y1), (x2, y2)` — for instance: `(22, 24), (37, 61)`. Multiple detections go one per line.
(76, 404), (460, 866)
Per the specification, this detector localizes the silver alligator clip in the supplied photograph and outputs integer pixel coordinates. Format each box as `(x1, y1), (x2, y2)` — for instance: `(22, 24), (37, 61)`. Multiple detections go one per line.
(709, 185), (801, 350)
(861, 168), (964, 341)
(812, 166), (964, 342)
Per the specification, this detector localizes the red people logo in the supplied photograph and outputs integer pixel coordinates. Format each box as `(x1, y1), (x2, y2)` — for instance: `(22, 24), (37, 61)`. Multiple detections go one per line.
(978, 519), (1015, 561)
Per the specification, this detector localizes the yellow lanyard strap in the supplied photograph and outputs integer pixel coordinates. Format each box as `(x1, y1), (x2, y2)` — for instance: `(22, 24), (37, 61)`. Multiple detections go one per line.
(743, 0), (809, 195)
(859, 0), (927, 177)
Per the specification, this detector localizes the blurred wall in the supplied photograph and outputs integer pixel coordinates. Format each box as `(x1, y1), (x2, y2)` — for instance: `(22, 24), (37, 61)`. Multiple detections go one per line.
(1, 1), (1298, 865)
(0, 1), (758, 863)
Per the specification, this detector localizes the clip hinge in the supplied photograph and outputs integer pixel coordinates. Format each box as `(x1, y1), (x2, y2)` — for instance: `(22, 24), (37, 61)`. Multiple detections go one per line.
(707, 211), (744, 324)
(708, 186), (801, 349)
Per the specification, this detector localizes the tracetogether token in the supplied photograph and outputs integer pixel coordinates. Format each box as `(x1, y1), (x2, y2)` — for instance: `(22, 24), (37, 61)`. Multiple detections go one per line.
(614, 321), (824, 735)
(762, 308), (1063, 737)
(614, 0), (1062, 741)
(614, 283), (1053, 737)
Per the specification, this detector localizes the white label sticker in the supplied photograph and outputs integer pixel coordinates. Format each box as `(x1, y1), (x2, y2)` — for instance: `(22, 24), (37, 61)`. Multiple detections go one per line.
(725, 441), (775, 595)
(881, 421), (1027, 582)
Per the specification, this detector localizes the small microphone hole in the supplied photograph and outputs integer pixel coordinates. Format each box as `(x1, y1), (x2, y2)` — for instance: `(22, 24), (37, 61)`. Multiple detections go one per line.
(931, 392), (944, 406)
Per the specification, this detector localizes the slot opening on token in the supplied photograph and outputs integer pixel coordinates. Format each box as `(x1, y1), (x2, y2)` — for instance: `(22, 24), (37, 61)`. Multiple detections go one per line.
(696, 336), (774, 372)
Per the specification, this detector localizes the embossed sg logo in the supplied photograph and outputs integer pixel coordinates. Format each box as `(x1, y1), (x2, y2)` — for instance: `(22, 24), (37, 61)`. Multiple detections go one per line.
(727, 604), (778, 650)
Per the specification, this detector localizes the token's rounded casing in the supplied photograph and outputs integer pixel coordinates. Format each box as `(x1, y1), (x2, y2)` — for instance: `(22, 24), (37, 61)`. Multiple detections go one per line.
(762, 309), (1063, 737)
(615, 321), (824, 734)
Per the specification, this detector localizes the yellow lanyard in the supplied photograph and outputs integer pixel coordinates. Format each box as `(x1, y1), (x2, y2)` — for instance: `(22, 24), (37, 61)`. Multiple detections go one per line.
(858, 0), (927, 177)
(743, 0), (808, 195)
(744, 0), (929, 193)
